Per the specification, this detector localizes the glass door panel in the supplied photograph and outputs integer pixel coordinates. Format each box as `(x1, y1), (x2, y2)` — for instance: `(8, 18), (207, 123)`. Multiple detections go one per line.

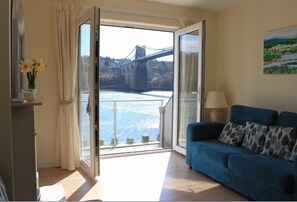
(173, 22), (205, 155)
(79, 22), (91, 165)
(78, 7), (100, 178)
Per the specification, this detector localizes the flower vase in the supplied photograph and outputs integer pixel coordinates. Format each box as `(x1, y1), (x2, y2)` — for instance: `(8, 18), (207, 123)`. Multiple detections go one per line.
(22, 89), (37, 102)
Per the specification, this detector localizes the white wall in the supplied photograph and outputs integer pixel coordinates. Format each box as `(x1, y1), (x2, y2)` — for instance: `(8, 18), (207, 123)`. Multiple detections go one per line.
(23, 0), (217, 167)
(217, 0), (297, 113)
(23, 0), (59, 167)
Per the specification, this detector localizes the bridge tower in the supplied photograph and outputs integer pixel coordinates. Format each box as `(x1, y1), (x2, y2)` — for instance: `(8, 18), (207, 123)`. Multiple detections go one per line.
(135, 45), (146, 59)
(123, 46), (149, 92)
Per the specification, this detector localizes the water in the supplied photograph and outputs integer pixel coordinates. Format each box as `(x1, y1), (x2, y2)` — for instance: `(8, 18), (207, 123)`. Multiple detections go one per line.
(79, 91), (172, 146)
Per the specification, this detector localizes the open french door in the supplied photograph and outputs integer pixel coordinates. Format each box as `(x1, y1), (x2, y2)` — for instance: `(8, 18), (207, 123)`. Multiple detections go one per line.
(173, 21), (205, 155)
(78, 7), (100, 177)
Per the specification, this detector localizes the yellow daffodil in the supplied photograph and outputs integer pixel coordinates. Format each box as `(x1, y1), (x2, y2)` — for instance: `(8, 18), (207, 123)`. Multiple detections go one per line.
(35, 58), (46, 72)
(20, 60), (32, 73)
(20, 57), (47, 89)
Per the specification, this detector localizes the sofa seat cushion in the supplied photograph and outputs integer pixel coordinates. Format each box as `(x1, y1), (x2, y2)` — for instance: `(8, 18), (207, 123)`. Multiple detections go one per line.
(228, 154), (294, 194)
(190, 140), (253, 168)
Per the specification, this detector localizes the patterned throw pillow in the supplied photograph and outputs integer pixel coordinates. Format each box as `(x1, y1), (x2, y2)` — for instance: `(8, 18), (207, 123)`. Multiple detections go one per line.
(242, 122), (267, 153)
(218, 122), (245, 146)
(261, 126), (297, 160)
(290, 141), (297, 161)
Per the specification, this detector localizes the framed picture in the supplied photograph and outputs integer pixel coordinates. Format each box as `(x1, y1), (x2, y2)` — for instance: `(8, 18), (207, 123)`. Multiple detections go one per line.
(264, 25), (297, 74)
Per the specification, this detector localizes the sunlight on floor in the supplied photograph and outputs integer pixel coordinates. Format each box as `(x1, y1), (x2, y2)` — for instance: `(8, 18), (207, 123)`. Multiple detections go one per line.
(56, 151), (222, 201)
(53, 171), (89, 199)
(39, 151), (247, 201)
(81, 152), (171, 201)
(163, 176), (220, 193)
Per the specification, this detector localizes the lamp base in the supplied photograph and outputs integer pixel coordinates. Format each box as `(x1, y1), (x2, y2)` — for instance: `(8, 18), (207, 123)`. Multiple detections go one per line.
(209, 109), (222, 122)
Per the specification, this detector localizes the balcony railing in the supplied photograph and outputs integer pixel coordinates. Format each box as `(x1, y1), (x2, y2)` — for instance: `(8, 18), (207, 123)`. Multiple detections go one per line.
(100, 98), (164, 146)
(79, 96), (167, 155)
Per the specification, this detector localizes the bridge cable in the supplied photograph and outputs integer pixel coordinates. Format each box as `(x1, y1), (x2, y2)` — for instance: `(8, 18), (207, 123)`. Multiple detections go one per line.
(123, 46), (136, 60)
(143, 45), (173, 51)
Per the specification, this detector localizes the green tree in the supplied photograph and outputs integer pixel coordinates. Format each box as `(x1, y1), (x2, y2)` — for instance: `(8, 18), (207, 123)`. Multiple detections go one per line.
(264, 49), (281, 62)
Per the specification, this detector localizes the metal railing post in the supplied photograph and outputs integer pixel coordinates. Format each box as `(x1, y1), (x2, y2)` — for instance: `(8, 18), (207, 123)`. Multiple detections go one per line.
(159, 104), (165, 148)
(113, 101), (117, 146)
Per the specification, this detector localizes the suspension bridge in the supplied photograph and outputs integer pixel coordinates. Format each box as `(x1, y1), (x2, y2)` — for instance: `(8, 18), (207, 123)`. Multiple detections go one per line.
(120, 45), (173, 91)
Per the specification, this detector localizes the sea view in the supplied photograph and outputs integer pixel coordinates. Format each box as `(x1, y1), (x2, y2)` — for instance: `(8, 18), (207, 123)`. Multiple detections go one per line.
(79, 90), (172, 146)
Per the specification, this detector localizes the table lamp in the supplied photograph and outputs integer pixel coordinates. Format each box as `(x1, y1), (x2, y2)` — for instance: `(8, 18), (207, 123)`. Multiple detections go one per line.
(205, 91), (228, 122)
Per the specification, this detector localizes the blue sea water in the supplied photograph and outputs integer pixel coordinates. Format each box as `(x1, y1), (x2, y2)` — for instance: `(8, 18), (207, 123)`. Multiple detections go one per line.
(79, 91), (172, 145)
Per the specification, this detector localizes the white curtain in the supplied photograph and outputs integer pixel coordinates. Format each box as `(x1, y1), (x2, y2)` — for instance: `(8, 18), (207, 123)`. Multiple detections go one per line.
(179, 18), (197, 28)
(52, 3), (86, 170)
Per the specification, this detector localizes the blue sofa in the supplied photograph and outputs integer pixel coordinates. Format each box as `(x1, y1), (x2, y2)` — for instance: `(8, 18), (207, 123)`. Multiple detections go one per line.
(186, 105), (297, 201)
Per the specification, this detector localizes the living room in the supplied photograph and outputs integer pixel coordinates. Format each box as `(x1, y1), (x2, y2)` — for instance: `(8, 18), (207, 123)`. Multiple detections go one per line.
(21, 0), (297, 172)
(1, 0), (297, 201)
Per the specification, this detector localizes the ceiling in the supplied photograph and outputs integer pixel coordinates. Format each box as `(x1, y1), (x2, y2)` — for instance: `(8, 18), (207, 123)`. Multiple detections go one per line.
(146, 0), (249, 12)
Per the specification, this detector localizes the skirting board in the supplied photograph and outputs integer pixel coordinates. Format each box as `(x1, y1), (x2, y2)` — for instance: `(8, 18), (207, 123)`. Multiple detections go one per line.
(37, 161), (55, 168)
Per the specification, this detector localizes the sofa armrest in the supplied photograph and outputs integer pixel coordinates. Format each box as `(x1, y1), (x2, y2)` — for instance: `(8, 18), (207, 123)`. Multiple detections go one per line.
(187, 122), (225, 142)
(186, 122), (225, 166)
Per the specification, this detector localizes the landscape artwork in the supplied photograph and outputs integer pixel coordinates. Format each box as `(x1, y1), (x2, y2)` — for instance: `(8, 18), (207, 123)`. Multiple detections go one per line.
(264, 25), (297, 74)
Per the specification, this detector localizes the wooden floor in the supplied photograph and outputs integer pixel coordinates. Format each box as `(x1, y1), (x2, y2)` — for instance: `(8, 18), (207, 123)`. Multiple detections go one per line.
(38, 151), (247, 201)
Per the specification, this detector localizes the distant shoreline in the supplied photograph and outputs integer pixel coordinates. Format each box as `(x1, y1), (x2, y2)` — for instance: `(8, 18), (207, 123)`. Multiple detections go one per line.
(100, 88), (172, 93)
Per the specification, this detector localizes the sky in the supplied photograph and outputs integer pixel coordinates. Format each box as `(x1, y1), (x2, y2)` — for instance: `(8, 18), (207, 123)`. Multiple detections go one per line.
(264, 25), (297, 40)
(80, 25), (174, 61)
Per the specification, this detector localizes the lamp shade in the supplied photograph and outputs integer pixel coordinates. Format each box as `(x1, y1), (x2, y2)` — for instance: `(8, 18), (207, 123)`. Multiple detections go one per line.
(205, 91), (228, 109)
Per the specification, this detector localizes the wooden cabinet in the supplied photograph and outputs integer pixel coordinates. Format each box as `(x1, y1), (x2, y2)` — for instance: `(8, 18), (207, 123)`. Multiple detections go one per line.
(11, 101), (41, 200)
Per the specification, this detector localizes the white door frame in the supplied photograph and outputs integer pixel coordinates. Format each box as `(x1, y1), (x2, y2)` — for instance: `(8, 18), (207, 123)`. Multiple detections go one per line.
(173, 21), (205, 155)
(78, 7), (100, 178)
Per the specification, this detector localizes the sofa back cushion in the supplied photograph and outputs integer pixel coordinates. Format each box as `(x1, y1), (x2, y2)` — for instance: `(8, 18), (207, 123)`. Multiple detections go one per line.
(230, 105), (278, 126)
(277, 111), (297, 127)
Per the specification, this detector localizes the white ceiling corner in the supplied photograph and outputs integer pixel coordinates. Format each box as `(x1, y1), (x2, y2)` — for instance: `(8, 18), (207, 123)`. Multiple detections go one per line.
(146, 0), (249, 12)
